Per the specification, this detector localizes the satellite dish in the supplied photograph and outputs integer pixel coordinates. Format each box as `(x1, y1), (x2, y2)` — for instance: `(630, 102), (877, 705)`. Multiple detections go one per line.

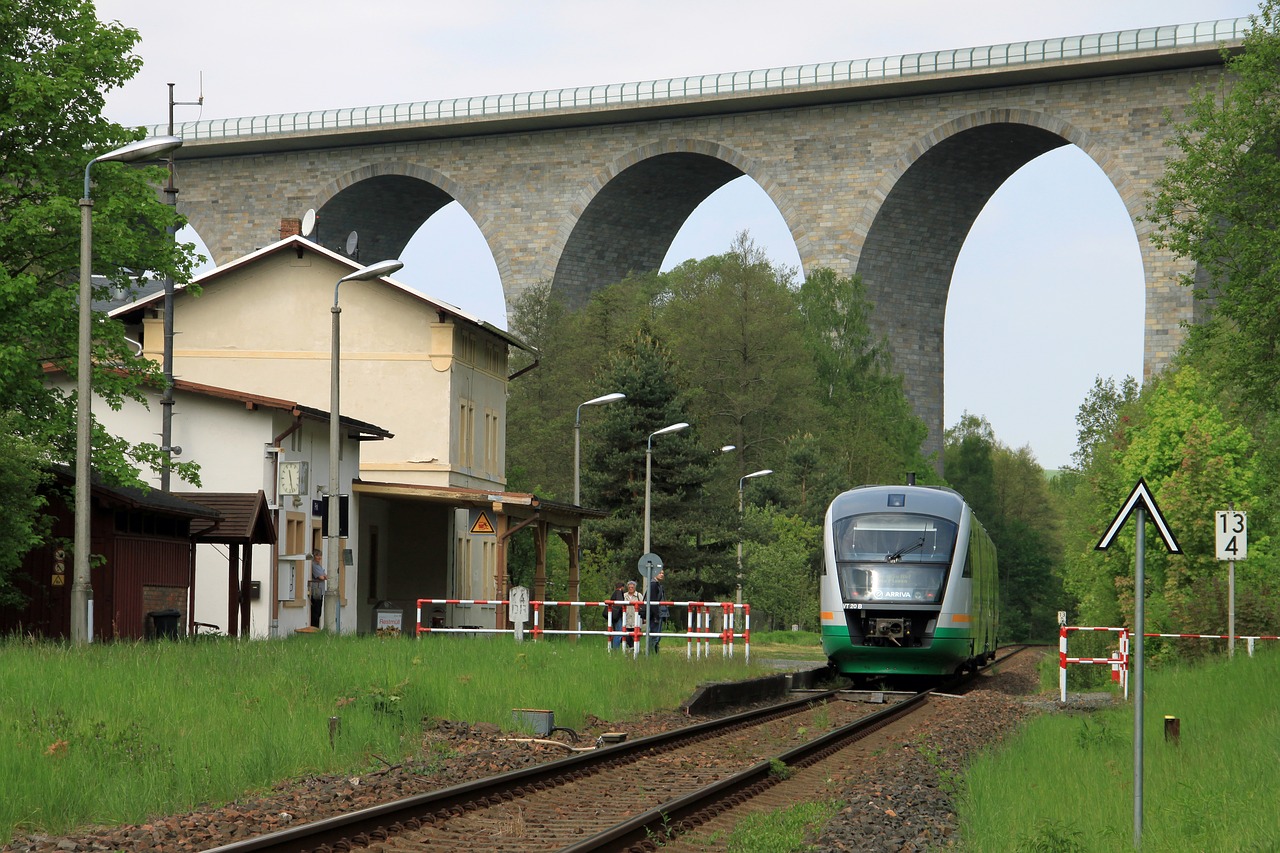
(301, 208), (316, 237)
(345, 230), (359, 257)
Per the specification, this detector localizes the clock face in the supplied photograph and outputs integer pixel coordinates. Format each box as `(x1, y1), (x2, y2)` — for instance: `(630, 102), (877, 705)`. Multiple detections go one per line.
(279, 461), (301, 496)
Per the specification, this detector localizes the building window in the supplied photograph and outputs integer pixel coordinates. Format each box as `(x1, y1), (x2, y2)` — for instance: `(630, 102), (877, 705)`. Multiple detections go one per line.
(484, 408), (500, 474)
(281, 512), (307, 605)
(456, 329), (477, 365)
(481, 539), (496, 599)
(458, 398), (475, 468)
(455, 534), (473, 600)
(483, 340), (506, 375)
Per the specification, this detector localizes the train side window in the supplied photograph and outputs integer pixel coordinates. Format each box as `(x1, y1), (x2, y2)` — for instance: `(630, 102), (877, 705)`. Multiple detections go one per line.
(962, 550), (973, 578)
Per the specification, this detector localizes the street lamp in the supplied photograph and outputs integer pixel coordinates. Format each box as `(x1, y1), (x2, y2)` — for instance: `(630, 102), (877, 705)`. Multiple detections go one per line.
(573, 392), (625, 506)
(737, 469), (773, 605)
(641, 421), (688, 655)
(72, 135), (184, 645)
(328, 258), (403, 631)
(643, 422), (689, 554)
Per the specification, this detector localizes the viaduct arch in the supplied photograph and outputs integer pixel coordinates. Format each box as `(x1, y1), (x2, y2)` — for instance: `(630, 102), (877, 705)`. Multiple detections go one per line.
(164, 20), (1245, 458)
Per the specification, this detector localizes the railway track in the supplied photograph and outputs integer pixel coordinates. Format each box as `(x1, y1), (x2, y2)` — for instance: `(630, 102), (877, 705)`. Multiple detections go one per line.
(208, 647), (1033, 853)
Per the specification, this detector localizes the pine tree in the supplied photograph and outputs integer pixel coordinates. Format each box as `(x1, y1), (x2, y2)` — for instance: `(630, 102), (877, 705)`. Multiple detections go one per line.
(581, 325), (718, 596)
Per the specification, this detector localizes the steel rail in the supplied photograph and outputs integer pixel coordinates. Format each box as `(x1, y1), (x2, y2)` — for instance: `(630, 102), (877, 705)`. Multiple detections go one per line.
(204, 688), (838, 853)
(562, 645), (1036, 851)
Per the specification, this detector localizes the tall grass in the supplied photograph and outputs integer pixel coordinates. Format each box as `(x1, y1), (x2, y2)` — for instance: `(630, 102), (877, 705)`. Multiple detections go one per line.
(0, 634), (767, 841)
(960, 648), (1280, 852)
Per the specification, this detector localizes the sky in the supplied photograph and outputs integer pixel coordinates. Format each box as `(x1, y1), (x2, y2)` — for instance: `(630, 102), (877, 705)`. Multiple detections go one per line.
(94, 0), (1258, 470)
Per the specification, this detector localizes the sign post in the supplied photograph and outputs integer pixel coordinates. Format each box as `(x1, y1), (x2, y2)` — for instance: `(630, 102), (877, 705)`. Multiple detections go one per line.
(638, 553), (663, 656)
(1096, 478), (1180, 850)
(509, 585), (530, 642)
(1215, 508), (1247, 657)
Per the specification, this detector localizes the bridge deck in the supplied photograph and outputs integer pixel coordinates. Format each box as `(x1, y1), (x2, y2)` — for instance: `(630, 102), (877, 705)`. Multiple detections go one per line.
(155, 16), (1248, 150)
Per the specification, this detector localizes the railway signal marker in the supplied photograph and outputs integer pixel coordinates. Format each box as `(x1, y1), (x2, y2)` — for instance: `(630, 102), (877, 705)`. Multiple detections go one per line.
(1094, 477), (1181, 849)
(1215, 510), (1247, 561)
(1095, 478), (1180, 553)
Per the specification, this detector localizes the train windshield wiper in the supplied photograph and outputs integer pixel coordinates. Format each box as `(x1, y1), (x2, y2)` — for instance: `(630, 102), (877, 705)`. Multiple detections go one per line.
(885, 538), (924, 563)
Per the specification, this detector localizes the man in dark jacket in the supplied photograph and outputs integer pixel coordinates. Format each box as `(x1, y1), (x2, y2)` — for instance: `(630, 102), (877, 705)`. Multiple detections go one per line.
(648, 569), (667, 652)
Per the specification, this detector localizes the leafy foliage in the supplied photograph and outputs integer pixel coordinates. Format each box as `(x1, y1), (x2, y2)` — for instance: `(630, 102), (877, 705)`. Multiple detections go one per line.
(1147, 2), (1280, 413)
(0, 417), (50, 606)
(945, 414), (1065, 642)
(0, 1), (200, 596)
(740, 506), (821, 630)
(504, 234), (1056, 628)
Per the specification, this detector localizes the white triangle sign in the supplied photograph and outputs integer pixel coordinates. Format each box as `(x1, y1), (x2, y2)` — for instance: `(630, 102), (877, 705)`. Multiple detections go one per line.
(1096, 477), (1181, 553)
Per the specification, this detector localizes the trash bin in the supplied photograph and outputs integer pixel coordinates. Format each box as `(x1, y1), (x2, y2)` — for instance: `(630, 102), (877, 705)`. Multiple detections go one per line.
(149, 609), (182, 639)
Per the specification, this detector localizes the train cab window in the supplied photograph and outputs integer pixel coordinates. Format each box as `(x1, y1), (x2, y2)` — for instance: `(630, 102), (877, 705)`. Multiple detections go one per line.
(833, 513), (957, 604)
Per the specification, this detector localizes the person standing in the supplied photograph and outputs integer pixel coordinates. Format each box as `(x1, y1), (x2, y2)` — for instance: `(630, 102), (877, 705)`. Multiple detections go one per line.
(622, 580), (643, 649)
(309, 549), (327, 629)
(608, 580), (626, 649)
(648, 569), (667, 652)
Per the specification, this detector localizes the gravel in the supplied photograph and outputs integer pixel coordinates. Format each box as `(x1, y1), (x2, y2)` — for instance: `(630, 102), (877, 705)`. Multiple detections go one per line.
(2, 650), (1055, 853)
(809, 651), (1048, 852)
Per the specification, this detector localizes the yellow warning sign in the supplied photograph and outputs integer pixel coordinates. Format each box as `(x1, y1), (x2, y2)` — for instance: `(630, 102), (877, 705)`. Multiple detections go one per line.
(469, 510), (496, 535)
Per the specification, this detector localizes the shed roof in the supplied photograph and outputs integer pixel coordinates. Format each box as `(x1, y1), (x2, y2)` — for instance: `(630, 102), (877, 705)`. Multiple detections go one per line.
(177, 491), (276, 544)
(49, 466), (222, 520)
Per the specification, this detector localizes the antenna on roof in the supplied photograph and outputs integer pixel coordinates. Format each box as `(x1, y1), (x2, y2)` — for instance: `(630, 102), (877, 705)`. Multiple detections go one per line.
(301, 208), (317, 238)
(345, 230), (359, 260)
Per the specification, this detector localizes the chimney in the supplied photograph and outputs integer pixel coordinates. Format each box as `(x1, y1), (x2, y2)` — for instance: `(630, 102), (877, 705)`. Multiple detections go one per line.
(280, 217), (302, 239)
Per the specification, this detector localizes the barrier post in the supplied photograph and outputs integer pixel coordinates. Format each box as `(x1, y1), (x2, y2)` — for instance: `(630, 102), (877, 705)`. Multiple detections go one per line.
(1121, 629), (1129, 699)
(1059, 624), (1068, 703)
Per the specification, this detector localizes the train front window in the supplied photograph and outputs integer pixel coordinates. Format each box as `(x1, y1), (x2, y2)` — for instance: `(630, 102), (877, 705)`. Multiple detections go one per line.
(832, 513), (957, 604)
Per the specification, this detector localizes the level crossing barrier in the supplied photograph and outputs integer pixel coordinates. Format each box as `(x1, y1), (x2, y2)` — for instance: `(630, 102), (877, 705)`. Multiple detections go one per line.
(416, 598), (752, 661)
(1059, 625), (1280, 702)
(1059, 625), (1129, 703)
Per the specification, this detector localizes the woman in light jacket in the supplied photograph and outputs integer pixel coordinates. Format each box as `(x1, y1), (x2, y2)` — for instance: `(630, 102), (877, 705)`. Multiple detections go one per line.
(621, 580), (643, 649)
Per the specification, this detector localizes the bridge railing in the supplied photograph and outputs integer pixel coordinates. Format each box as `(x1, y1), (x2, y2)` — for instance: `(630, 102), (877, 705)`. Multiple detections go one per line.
(146, 17), (1252, 142)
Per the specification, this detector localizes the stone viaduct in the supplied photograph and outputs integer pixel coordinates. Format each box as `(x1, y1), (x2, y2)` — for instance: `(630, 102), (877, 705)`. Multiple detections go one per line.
(159, 18), (1249, 459)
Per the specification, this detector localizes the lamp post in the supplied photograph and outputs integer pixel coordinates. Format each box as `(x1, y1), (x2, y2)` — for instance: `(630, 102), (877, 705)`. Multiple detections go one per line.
(641, 421), (688, 655)
(573, 392), (625, 506)
(736, 469), (773, 605)
(643, 422), (689, 554)
(72, 135), (184, 645)
(328, 258), (403, 632)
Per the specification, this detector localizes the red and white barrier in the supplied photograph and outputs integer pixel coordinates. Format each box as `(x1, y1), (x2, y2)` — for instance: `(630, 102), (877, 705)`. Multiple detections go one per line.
(415, 598), (752, 661)
(1059, 624), (1280, 702)
(1059, 625), (1129, 703)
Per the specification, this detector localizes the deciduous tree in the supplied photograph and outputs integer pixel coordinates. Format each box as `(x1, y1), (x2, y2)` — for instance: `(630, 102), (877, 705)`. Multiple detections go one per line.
(1148, 2), (1280, 412)
(0, 1), (198, 596)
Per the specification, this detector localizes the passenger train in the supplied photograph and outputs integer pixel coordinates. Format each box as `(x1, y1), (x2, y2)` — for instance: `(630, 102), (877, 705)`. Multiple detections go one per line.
(820, 483), (998, 678)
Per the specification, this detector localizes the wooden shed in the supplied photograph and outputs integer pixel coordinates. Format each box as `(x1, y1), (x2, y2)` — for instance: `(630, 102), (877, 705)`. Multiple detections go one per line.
(0, 471), (221, 641)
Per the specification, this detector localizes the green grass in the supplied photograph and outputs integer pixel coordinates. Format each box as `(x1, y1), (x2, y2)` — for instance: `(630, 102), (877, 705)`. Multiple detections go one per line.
(750, 629), (826, 661)
(722, 799), (843, 852)
(959, 648), (1280, 852)
(0, 633), (768, 842)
